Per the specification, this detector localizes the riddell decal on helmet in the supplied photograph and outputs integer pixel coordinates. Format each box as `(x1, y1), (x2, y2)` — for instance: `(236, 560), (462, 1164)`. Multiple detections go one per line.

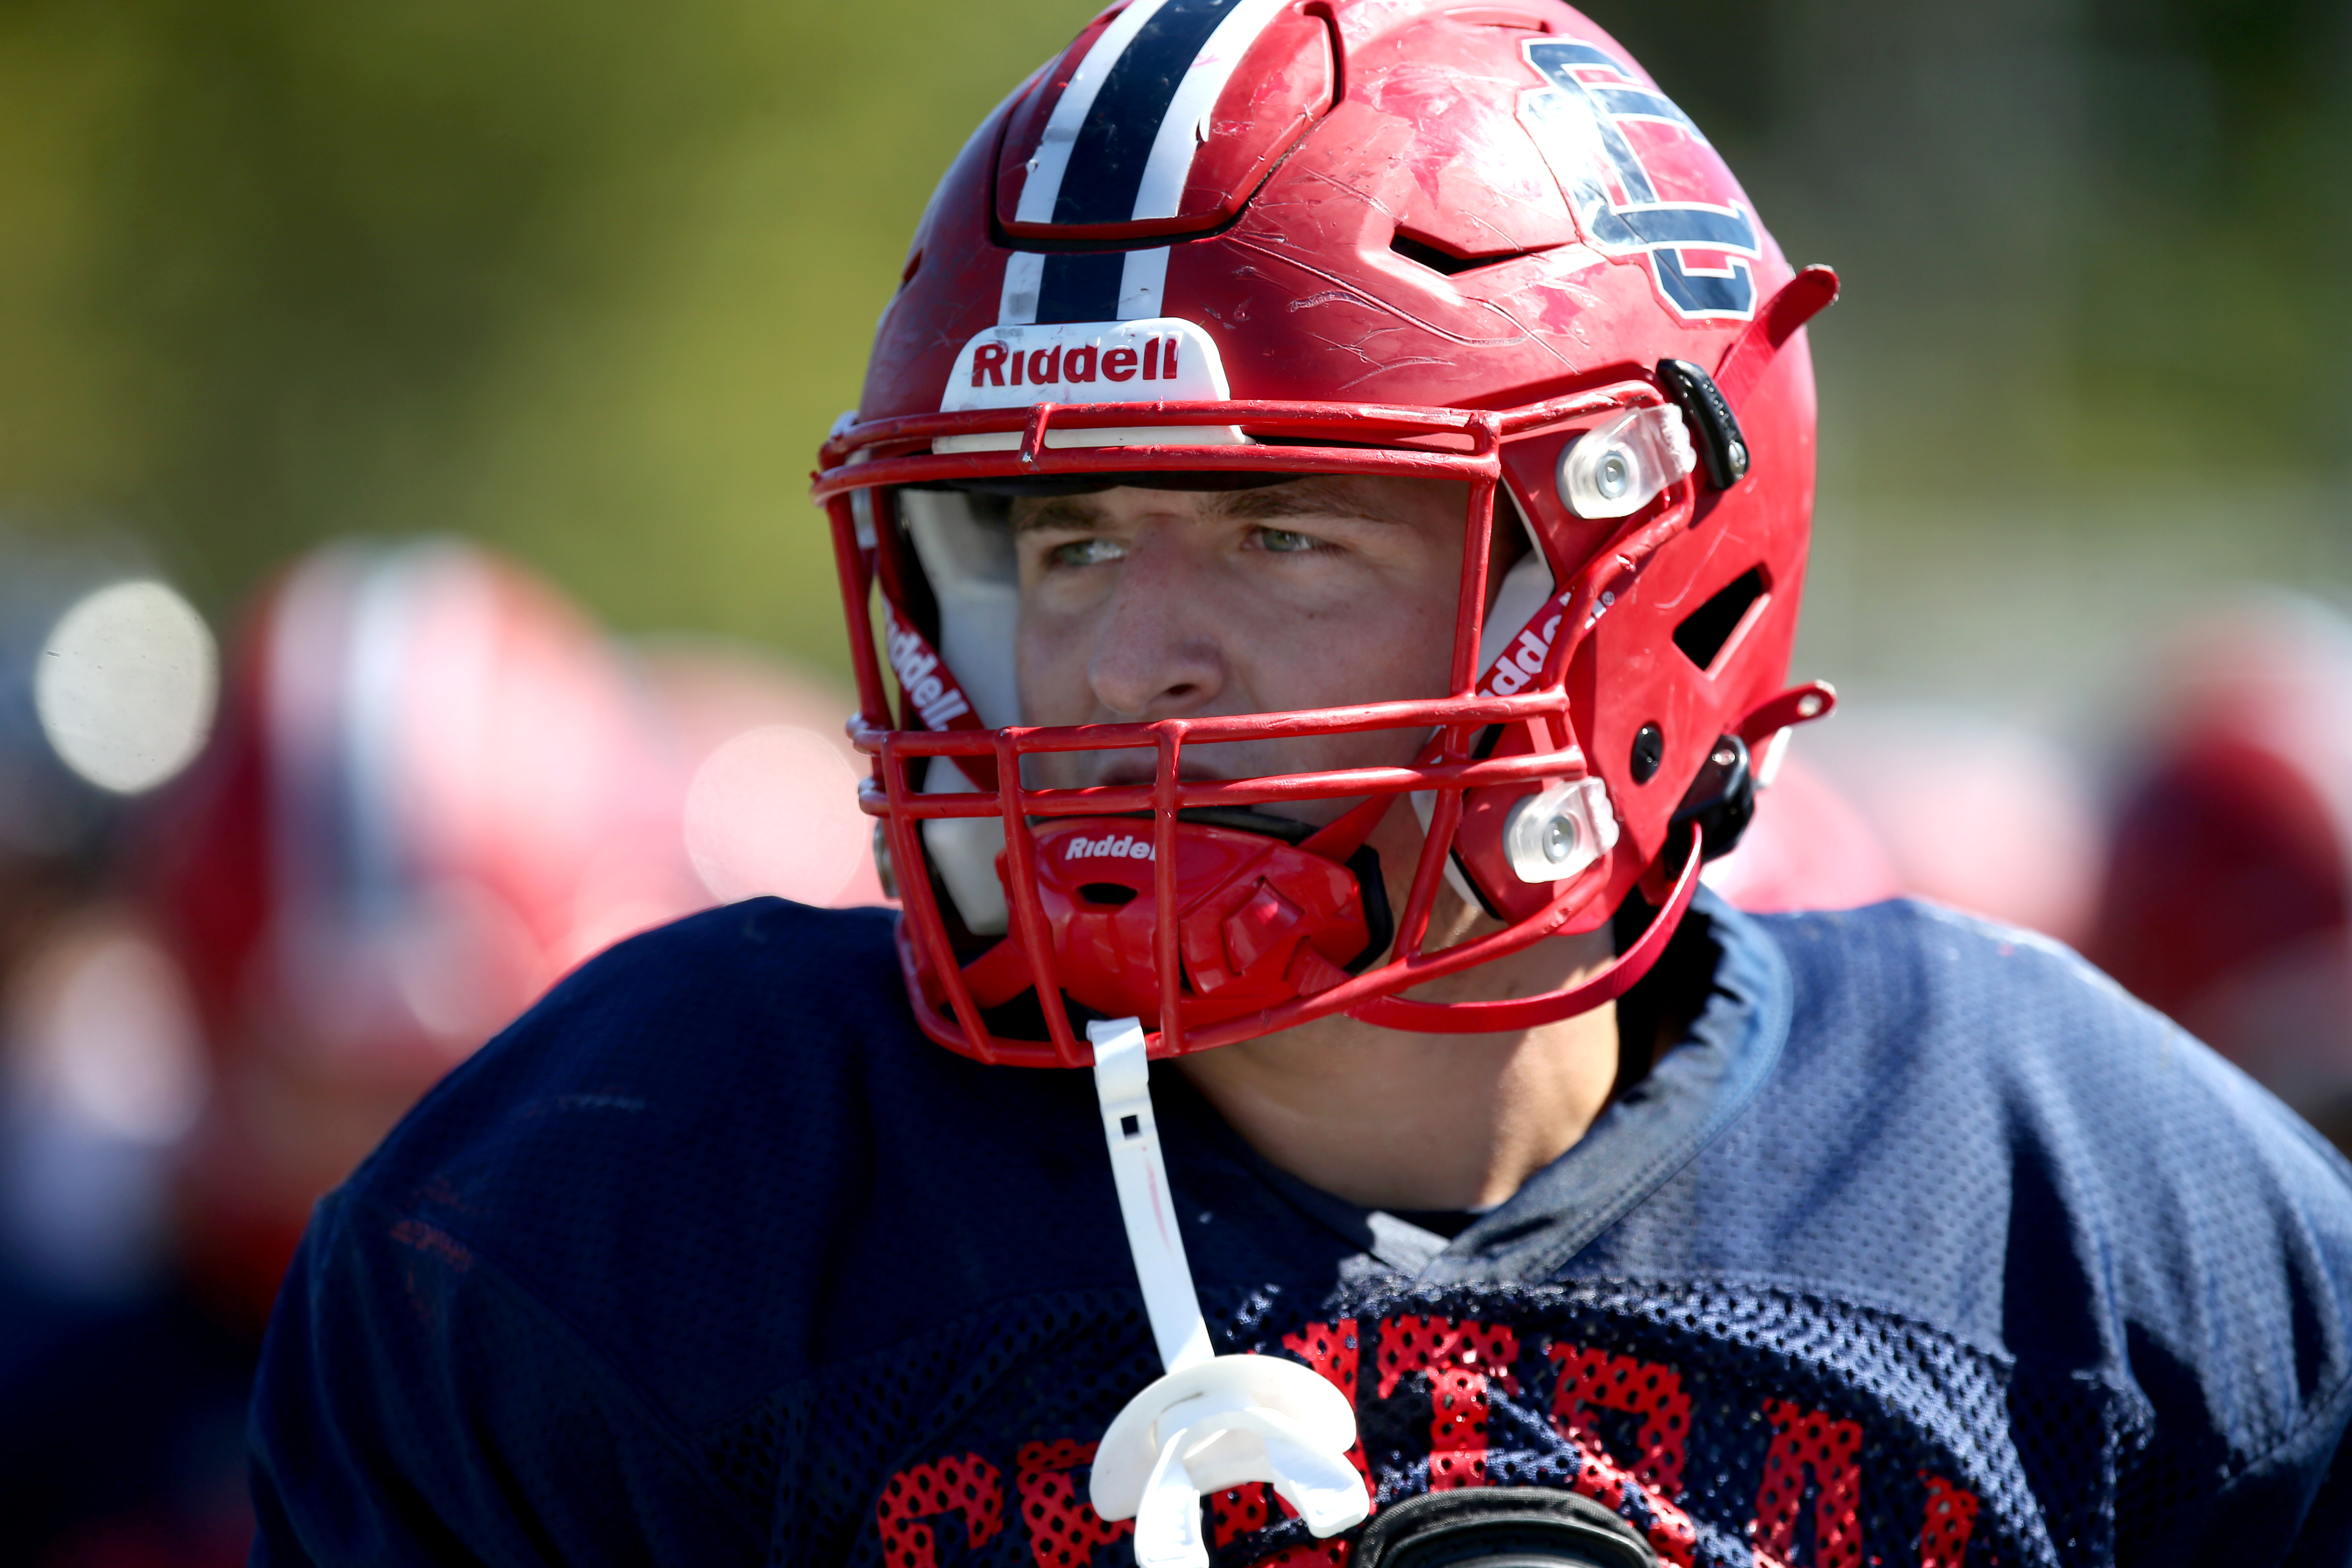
(935, 318), (1240, 453)
(1515, 40), (1761, 322)
(882, 603), (976, 730)
(942, 318), (1229, 412)
(1483, 608), (1568, 699)
(1064, 833), (1155, 862)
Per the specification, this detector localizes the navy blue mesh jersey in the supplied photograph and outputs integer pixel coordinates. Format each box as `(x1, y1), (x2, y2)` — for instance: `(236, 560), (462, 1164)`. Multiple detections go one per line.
(249, 891), (2352, 1567)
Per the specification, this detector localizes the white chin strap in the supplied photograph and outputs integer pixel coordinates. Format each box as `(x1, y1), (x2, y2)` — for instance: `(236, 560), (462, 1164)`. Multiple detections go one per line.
(1085, 1018), (1372, 1568)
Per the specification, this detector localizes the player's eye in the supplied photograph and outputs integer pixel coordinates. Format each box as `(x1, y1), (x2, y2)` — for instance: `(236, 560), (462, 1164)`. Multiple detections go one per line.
(1046, 537), (1125, 568)
(1251, 527), (1323, 554)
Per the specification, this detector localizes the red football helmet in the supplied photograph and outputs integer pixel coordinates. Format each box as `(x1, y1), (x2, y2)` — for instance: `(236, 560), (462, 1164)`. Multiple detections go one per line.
(2089, 597), (2352, 1114)
(816, 0), (1837, 1067)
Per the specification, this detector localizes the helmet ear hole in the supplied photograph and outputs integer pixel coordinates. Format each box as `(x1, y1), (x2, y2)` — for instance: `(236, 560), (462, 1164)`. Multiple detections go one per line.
(1671, 567), (1769, 675)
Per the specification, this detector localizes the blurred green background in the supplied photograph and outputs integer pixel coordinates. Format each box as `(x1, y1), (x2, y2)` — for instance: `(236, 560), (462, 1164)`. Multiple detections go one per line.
(0, 0), (2345, 714)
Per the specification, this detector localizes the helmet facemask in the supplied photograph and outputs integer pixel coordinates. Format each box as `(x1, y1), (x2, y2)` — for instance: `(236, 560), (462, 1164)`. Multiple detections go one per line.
(820, 385), (1734, 1068)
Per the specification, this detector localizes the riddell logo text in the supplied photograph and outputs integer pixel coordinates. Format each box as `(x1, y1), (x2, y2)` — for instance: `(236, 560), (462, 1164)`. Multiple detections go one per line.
(968, 338), (1183, 390)
(1063, 834), (1154, 862)
(1482, 608), (1567, 697)
(884, 620), (971, 729)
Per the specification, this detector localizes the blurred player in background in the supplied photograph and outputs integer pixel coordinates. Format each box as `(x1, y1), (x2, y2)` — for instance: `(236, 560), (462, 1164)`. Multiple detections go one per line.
(2, 537), (877, 1564)
(2091, 595), (2352, 1150)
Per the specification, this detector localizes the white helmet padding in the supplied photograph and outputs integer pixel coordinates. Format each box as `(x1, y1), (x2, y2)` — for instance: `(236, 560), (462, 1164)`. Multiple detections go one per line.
(898, 489), (1018, 936)
(1415, 491), (1555, 911)
(899, 490), (1023, 730)
(1482, 487), (1558, 670)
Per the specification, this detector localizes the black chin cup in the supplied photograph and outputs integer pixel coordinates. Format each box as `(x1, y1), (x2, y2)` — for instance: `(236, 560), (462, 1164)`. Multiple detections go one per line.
(1352, 1488), (1660, 1568)
(1672, 733), (1755, 862)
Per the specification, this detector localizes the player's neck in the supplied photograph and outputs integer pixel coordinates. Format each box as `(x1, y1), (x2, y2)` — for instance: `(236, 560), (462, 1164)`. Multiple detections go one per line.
(1170, 922), (1621, 1213)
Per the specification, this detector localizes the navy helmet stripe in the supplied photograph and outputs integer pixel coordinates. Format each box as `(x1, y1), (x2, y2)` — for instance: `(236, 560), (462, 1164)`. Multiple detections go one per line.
(1034, 252), (1128, 324)
(1053, 0), (1248, 227)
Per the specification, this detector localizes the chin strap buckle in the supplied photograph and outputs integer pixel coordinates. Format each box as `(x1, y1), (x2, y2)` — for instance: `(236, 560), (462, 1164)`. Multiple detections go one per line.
(1085, 1019), (1372, 1568)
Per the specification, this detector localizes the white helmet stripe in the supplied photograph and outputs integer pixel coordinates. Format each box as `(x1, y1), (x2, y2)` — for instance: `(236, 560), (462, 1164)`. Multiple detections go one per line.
(1128, 0), (1293, 223)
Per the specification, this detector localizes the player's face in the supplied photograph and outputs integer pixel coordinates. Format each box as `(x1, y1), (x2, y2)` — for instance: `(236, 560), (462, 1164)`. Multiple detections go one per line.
(1011, 475), (1469, 824)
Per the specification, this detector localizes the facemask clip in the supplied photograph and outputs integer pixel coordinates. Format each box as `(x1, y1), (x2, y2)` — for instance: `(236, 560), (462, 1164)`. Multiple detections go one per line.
(1555, 405), (1695, 519)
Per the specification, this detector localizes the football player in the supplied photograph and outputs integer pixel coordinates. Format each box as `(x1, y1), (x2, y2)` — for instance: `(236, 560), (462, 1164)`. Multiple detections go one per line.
(250, 3), (2352, 1563)
(2090, 595), (2352, 1149)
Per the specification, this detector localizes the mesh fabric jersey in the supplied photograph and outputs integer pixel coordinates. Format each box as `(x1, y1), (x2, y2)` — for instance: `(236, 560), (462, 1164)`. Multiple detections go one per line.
(248, 891), (2352, 1566)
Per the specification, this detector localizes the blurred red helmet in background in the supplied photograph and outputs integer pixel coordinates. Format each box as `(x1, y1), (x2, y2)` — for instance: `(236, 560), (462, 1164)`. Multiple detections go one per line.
(139, 541), (702, 1308)
(137, 540), (884, 1312)
(2091, 596), (2352, 1126)
(153, 541), (699, 1078)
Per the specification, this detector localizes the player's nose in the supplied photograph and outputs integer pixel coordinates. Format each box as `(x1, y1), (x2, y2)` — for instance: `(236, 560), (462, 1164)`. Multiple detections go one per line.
(1084, 530), (1228, 721)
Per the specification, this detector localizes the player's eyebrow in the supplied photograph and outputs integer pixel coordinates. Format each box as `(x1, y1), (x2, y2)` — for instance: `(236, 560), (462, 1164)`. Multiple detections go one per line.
(1210, 477), (1414, 527)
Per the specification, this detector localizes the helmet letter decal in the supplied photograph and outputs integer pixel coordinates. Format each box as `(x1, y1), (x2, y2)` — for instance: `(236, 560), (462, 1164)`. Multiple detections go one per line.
(1516, 41), (1761, 322)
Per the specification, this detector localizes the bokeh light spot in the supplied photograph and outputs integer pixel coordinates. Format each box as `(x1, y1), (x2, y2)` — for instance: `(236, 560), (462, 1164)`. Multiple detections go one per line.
(684, 725), (863, 906)
(34, 580), (219, 795)
(27, 928), (209, 1147)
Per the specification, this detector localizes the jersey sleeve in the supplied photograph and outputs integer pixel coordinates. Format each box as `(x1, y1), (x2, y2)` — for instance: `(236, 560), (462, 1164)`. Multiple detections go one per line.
(249, 1188), (762, 1567)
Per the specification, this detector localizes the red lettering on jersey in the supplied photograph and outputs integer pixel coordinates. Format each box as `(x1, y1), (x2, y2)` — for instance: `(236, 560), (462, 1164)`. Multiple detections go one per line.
(1204, 1323), (1378, 1556)
(1285, 1318), (1361, 1399)
(1545, 1345), (1698, 1567)
(1917, 1472), (1979, 1568)
(876, 1453), (1004, 1568)
(1211, 1484), (1272, 1547)
(1015, 1440), (1132, 1568)
(1377, 1317), (1520, 1490)
(1749, 1401), (1863, 1568)
(1283, 1319), (1372, 1490)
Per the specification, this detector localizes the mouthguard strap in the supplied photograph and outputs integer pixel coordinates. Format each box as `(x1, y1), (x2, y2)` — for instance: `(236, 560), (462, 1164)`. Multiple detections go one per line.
(1086, 1016), (1373, 1567)
(1088, 1017), (1215, 1373)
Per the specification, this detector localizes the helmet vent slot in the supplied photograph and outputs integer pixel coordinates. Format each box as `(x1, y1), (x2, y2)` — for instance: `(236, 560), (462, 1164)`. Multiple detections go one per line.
(1078, 882), (1141, 907)
(1672, 567), (1767, 674)
(1390, 231), (1527, 277)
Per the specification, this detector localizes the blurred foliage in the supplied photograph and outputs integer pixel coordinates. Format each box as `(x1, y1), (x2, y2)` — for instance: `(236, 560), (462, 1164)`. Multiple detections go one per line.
(0, 0), (1086, 671)
(1585, 0), (2352, 496)
(0, 0), (2343, 677)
